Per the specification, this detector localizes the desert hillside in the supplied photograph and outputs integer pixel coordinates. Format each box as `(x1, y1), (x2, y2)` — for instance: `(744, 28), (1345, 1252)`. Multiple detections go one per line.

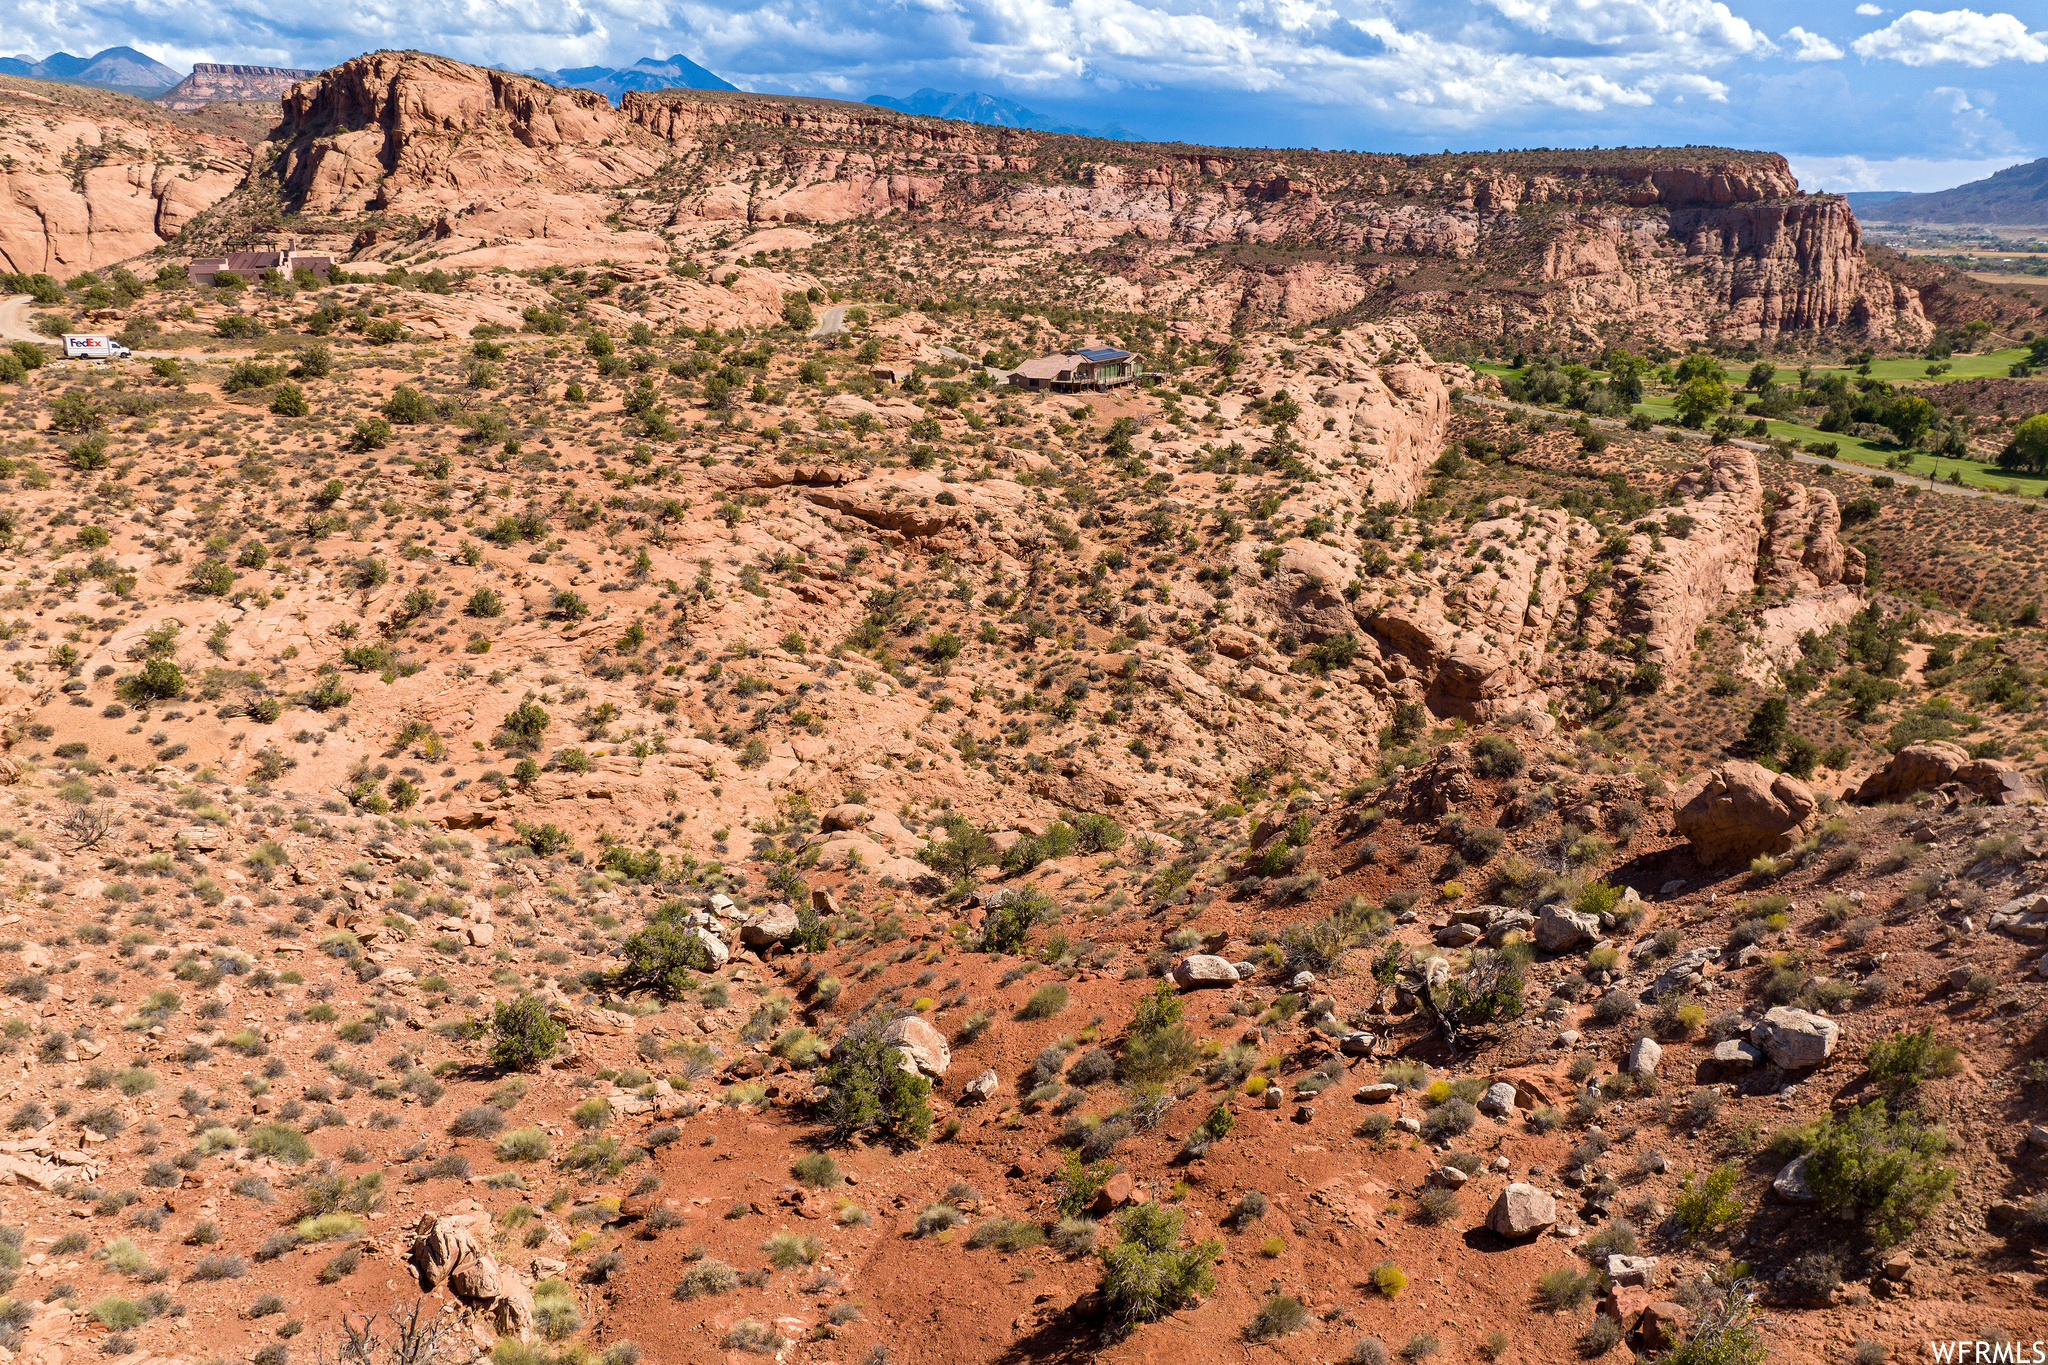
(0, 46), (2043, 1365)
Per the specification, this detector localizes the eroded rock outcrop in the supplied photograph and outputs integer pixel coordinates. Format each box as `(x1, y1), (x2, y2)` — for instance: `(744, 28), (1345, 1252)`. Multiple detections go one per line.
(411, 1210), (536, 1339)
(1604, 449), (1765, 671)
(1759, 484), (1866, 595)
(0, 83), (249, 272)
(1855, 740), (2043, 807)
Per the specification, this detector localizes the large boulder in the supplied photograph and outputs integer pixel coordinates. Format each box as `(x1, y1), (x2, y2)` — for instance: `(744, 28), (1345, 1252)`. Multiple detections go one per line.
(1856, 740), (2043, 807)
(1171, 954), (1239, 989)
(1751, 1006), (1838, 1069)
(1534, 903), (1598, 952)
(738, 902), (801, 947)
(1672, 761), (1818, 864)
(883, 1016), (951, 1079)
(1487, 1182), (1556, 1238)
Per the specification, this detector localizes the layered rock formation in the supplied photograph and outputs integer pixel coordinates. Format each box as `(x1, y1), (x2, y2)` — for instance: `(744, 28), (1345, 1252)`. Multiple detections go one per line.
(0, 81), (249, 271)
(154, 63), (319, 112)
(235, 53), (1925, 348)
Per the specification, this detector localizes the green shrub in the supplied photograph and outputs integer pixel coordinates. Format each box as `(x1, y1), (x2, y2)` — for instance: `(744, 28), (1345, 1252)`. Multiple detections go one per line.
(977, 886), (1054, 952)
(496, 1127), (550, 1161)
(1019, 984), (1069, 1019)
(244, 1122), (313, 1165)
(1864, 1025), (1961, 1102)
(815, 1019), (931, 1145)
(967, 1216), (1045, 1252)
(383, 385), (435, 423)
(1244, 1295), (1310, 1340)
(674, 1258), (738, 1299)
(791, 1153), (841, 1188)
(762, 1231), (823, 1268)
(1471, 734), (1524, 778)
(295, 1213), (363, 1243)
(1659, 1296), (1768, 1365)
(533, 1278), (581, 1341)
(489, 995), (565, 1070)
(1536, 1266), (1594, 1310)
(1800, 1101), (1955, 1247)
(615, 911), (713, 998)
(1671, 1163), (1742, 1240)
(1118, 983), (1199, 1084)
(1371, 1261), (1406, 1297)
(1099, 1203), (1219, 1328)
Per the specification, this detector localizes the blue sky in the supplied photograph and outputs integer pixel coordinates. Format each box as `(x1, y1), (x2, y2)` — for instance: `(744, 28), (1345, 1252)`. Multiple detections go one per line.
(10, 1), (2047, 191)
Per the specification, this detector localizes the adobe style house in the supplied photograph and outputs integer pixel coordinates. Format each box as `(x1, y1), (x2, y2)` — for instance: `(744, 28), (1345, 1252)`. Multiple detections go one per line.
(188, 247), (332, 286)
(1008, 347), (1140, 392)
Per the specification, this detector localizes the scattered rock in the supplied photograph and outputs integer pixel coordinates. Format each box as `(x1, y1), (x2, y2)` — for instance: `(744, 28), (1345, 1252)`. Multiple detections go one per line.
(1486, 1182), (1557, 1238)
(1642, 1301), (1694, 1351)
(1091, 1172), (1136, 1213)
(1771, 1156), (1815, 1204)
(738, 902), (801, 946)
(1535, 903), (1599, 952)
(1171, 954), (1239, 989)
(1478, 1082), (1517, 1116)
(411, 1211), (535, 1339)
(1626, 1037), (1662, 1077)
(1750, 1006), (1838, 1069)
(1856, 740), (2044, 807)
(961, 1068), (999, 1103)
(1710, 1039), (1763, 1072)
(1606, 1254), (1659, 1286)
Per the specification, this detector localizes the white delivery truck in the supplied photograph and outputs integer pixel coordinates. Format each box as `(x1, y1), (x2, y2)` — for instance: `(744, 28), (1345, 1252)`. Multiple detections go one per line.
(62, 334), (130, 360)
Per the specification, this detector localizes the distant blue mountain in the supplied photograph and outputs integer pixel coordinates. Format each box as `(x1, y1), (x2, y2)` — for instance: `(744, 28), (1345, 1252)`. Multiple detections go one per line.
(866, 89), (1141, 141)
(0, 46), (182, 93)
(1845, 191), (1909, 212)
(529, 54), (738, 104)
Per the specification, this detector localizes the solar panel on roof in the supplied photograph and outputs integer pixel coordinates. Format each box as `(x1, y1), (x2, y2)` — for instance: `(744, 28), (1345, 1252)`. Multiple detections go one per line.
(1076, 348), (1132, 362)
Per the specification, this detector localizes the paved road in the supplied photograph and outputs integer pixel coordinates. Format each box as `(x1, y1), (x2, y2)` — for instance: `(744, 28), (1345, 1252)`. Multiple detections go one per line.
(806, 304), (847, 339)
(1463, 392), (2028, 506)
(0, 295), (50, 345)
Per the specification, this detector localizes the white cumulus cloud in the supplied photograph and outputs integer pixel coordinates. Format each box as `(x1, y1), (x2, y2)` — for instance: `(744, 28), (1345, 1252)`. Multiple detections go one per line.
(1785, 26), (1844, 59)
(1787, 152), (2024, 192)
(1855, 3), (1884, 14)
(1851, 8), (2048, 65)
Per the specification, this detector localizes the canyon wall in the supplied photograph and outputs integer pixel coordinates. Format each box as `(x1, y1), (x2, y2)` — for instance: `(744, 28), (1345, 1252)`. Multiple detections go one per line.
(0, 82), (249, 272)
(233, 55), (1926, 349)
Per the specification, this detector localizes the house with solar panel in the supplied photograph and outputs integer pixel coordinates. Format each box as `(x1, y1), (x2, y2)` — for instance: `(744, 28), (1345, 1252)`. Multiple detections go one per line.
(1008, 346), (1141, 393)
